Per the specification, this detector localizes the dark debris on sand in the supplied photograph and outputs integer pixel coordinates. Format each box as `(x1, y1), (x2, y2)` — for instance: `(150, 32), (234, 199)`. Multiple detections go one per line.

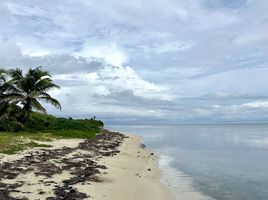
(0, 130), (126, 200)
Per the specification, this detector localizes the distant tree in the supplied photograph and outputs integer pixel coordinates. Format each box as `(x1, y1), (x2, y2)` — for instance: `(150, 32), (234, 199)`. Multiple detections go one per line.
(6, 67), (62, 122)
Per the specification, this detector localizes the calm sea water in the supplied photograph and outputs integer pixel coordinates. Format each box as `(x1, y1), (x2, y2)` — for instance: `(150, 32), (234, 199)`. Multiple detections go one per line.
(106, 124), (268, 200)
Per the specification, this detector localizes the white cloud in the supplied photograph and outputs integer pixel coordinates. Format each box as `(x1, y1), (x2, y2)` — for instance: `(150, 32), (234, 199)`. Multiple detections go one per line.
(240, 101), (268, 109)
(22, 50), (52, 57)
(74, 42), (128, 67)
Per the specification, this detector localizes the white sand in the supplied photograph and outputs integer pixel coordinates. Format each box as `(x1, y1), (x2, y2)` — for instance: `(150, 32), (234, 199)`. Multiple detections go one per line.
(76, 135), (174, 200)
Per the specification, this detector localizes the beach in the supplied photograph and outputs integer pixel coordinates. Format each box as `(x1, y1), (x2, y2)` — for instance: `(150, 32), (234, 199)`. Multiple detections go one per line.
(81, 134), (173, 200)
(0, 130), (173, 200)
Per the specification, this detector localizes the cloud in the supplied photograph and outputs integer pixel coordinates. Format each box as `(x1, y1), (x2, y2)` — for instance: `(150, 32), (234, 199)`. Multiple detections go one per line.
(240, 101), (268, 109)
(5, 2), (47, 17)
(203, 0), (250, 9)
(74, 42), (128, 67)
(0, 0), (268, 123)
(49, 64), (173, 120)
(0, 43), (102, 74)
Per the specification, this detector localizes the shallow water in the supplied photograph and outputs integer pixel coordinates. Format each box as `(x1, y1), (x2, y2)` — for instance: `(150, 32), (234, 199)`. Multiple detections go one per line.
(107, 124), (268, 200)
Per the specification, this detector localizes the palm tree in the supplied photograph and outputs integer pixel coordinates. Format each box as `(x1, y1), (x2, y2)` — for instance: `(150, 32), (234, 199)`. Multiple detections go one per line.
(7, 67), (61, 122)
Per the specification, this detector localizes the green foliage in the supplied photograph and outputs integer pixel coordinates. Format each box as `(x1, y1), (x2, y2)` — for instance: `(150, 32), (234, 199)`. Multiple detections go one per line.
(0, 113), (104, 154)
(0, 103), (26, 132)
(0, 121), (25, 132)
(0, 110), (104, 138)
(26, 112), (103, 138)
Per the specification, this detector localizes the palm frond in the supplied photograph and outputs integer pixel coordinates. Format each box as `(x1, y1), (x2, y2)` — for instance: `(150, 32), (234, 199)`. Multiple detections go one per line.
(35, 78), (60, 91)
(0, 69), (8, 86)
(31, 98), (47, 113)
(0, 69), (6, 74)
(0, 92), (25, 102)
(9, 68), (23, 81)
(38, 93), (62, 110)
(31, 66), (51, 80)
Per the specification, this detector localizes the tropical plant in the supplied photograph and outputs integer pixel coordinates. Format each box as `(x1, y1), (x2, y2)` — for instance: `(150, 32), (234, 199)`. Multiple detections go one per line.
(6, 67), (62, 122)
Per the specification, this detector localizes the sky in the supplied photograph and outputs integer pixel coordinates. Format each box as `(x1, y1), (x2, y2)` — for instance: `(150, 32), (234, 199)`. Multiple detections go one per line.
(1, 0), (268, 124)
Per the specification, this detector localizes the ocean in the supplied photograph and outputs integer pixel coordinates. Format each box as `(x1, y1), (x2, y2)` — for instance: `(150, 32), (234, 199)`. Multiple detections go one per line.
(106, 124), (268, 200)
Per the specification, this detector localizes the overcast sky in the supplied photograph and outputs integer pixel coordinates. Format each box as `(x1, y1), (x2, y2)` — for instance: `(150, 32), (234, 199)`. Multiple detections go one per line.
(1, 0), (268, 124)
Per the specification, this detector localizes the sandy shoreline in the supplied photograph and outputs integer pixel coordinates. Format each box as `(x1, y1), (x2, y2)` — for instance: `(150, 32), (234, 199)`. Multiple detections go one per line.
(81, 134), (174, 200)
(0, 131), (173, 200)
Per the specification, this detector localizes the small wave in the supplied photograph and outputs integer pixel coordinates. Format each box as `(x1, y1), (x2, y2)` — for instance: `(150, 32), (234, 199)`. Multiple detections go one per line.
(158, 154), (214, 200)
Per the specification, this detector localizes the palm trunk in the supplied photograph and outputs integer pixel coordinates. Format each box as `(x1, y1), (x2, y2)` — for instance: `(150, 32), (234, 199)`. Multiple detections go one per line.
(22, 98), (31, 123)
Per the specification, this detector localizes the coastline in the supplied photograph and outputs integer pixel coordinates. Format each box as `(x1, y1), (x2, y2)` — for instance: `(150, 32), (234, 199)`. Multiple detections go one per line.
(81, 134), (174, 200)
(0, 131), (173, 199)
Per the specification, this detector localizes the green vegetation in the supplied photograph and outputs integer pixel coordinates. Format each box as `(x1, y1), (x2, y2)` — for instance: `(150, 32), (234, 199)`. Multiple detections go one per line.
(0, 114), (103, 154)
(27, 112), (103, 138)
(0, 67), (104, 154)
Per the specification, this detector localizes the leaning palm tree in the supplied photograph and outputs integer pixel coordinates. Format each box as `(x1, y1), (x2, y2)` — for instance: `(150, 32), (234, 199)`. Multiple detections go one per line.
(7, 67), (61, 122)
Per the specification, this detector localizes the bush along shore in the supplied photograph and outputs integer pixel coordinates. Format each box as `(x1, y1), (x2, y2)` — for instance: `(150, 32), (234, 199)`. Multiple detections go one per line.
(0, 113), (104, 154)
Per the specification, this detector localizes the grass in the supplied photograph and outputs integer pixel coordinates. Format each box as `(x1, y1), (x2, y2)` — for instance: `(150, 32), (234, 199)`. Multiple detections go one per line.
(0, 113), (104, 154)
(0, 132), (54, 154)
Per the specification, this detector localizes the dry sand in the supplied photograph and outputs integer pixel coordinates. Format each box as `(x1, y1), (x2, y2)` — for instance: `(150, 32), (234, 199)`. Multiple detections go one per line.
(77, 134), (174, 200)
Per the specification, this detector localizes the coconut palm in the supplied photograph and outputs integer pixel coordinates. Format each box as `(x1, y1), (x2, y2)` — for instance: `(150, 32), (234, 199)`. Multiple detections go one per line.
(7, 67), (61, 121)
